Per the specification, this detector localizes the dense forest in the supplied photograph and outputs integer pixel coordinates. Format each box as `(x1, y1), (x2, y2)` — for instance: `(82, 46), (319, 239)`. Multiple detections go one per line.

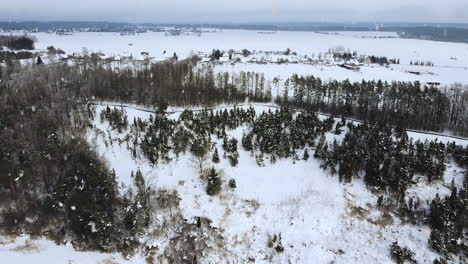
(278, 74), (468, 136)
(0, 35), (36, 50)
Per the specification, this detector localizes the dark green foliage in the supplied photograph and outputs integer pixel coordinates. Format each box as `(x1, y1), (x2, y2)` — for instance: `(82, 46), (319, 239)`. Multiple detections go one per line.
(242, 49), (251, 57)
(228, 179), (237, 189)
(427, 185), (468, 257)
(390, 242), (417, 264)
(100, 106), (129, 133)
(242, 108), (323, 159)
(255, 153), (265, 167)
(206, 167), (221, 196)
(54, 145), (119, 250)
(210, 49), (223, 60)
(0, 35), (35, 50)
(313, 123), (456, 193)
(228, 152), (239, 167)
(0, 50), (34, 62)
(267, 233), (284, 253)
(242, 133), (253, 151)
(212, 147), (220, 163)
(277, 74), (468, 137)
(314, 135), (327, 159)
(433, 258), (448, 264)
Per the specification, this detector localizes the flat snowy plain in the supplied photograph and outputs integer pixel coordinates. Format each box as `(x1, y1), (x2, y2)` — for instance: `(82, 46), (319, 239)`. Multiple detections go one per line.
(3, 29), (468, 84)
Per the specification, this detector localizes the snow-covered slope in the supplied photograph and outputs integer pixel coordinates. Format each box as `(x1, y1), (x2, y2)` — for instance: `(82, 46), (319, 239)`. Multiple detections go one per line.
(2, 103), (466, 263)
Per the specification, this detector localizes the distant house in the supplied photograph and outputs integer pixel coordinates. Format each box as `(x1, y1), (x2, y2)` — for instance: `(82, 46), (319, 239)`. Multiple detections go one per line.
(339, 64), (360, 71)
(219, 55), (230, 62)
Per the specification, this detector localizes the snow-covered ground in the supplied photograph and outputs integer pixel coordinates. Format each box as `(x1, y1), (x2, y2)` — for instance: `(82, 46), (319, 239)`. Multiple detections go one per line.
(3, 103), (463, 263)
(2, 29), (468, 262)
(3, 30), (468, 85)
(7, 30), (465, 67)
(215, 62), (468, 85)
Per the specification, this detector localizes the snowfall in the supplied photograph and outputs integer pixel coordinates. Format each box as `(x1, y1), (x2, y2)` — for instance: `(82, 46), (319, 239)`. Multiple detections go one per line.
(1, 30), (468, 263)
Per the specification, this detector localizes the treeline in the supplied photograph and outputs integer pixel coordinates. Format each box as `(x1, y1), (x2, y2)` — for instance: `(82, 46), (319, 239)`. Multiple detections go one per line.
(0, 50), (34, 62)
(411, 60), (434, 66)
(278, 74), (468, 136)
(368, 55), (399, 65)
(0, 35), (35, 50)
(330, 49), (399, 65)
(79, 60), (271, 106)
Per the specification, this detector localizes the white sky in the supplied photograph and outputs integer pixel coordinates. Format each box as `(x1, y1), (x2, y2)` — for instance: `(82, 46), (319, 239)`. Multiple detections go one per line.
(1, 0), (467, 23)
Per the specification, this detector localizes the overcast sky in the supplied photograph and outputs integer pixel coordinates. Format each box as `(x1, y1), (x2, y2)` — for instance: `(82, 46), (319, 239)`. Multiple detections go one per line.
(1, 0), (467, 23)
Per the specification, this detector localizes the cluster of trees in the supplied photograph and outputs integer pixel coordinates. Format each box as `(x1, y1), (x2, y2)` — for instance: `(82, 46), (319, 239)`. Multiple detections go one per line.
(242, 108), (332, 161)
(0, 63), (124, 251)
(411, 60), (434, 66)
(113, 107), (256, 168)
(99, 106), (129, 132)
(46, 45), (66, 55)
(0, 35), (36, 50)
(313, 122), (463, 195)
(428, 182), (468, 259)
(80, 59), (271, 106)
(367, 55), (399, 65)
(210, 49), (223, 60)
(0, 50), (34, 62)
(278, 74), (468, 136)
(330, 49), (399, 65)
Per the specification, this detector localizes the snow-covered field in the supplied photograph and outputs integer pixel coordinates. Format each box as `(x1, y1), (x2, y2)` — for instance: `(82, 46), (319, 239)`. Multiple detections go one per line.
(3, 30), (468, 84)
(215, 62), (468, 85)
(3, 103), (464, 263)
(13, 30), (466, 67)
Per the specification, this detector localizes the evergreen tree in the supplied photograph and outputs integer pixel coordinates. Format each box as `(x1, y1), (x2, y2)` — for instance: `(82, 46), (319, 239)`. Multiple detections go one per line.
(314, 135), (326, 159)
(212, 147), (220, 163)
(36, 56), (43, 65)
(228, 152), (239, 167)
(206, 167), (221, 196)
(229, 179), (237, 189)
(303, 148), (309, 160)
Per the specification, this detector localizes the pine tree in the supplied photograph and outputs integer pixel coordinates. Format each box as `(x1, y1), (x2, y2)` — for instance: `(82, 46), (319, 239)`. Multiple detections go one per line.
(36, 56), (43, 65)
(303, 148), (309, 160)
(242, 133), (253, 151)
(255, 153), (265, 167)
(228, 152), (239, 167)
(212, 147), (220, 163)
(206, 167), (221, 196)
(229, 179), (237, 189)
(314, 135), (326, 159)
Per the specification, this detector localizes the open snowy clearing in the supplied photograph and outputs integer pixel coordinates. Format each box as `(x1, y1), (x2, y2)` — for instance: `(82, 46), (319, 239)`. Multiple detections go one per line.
(2, 103), (464, 263)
